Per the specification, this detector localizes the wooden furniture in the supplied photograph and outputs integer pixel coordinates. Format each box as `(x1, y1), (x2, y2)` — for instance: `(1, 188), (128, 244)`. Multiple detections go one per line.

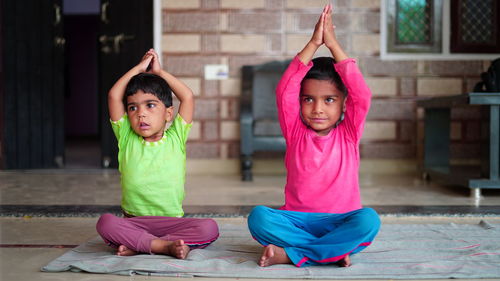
(417, 93), (500, 200)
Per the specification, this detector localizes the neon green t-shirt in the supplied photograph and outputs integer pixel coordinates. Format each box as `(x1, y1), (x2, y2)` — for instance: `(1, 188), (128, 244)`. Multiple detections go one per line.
(111, 114), (191, 217)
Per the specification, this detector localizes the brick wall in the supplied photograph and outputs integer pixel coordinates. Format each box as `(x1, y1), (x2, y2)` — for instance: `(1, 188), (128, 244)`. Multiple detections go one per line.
(162, 0), (489, 161)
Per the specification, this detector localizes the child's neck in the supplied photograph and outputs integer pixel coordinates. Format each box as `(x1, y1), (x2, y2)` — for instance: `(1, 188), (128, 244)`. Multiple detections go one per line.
(315, 127), (334, 136)
(144, 133), (164, 142)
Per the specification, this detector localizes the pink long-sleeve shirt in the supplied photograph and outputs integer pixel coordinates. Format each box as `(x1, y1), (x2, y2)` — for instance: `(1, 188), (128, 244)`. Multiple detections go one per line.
(277, 56), (371, 214)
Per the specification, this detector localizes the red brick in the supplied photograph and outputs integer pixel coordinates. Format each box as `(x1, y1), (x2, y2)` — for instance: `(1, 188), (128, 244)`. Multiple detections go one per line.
(165, 56), (221, 76)
(201, 0), (219, 9)
(297, 13), (350, 31)
(203, 80), (219, 97)
(465, 121), (481, 141)
(451, 107), (483, 120)
(450, 143), (480, 159)
(360, 143), (416, 158)
(367, 99), (416, 120)
(296, 14), (320, 30)
(194, 99), (219, 119)
(427, 61), (484, 76)
(466, 78), (482, 92)
(400, 121), (416, 142)
(203, 121), (219, 140)
(362, 12), (380, 33)
(335, 33), (350, 53)
(333, 0), (351, 8)
(227, 142), (241, 158)
(266, 0), (284, 9)
(332, 13), (352, 30)
(352, 34), (379, 56)
(159, 4), (486, 162)
(187, 142), (219, 158)
(360, 58), (417, 76)
(202, 34), (219, 53)
(228, 13), (282, 32)
(227, 98), (240, 120)
(400, 78), (416, 96)
(270, 34), (282, 52)
(164, 13), (220, 32)
(229, 56), (281, 76)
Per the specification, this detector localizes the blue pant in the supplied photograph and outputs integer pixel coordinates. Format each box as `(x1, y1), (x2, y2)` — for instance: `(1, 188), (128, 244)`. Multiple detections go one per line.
(247, 206), (380, 267)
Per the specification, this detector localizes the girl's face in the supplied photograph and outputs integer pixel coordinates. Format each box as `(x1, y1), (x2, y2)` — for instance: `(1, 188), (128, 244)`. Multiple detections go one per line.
(126, 91), (173, 142)
(300, 79), (346, 136)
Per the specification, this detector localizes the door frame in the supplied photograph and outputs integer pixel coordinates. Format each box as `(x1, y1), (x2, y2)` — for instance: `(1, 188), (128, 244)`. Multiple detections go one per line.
(153, 0), (162, 62)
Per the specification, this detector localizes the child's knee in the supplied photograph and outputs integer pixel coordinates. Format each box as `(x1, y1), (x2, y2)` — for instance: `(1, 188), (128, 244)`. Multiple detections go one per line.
(248, 205), (274, 233)
(199, 218), (219, 239)
(358, 208), (381, 232)
(96, 213), (120, 236)
(248, 206), (268, 225)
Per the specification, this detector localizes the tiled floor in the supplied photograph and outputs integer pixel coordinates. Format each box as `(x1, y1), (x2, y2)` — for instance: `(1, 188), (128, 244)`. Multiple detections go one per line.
(2, 169), (500, 207)
(1, 169), (500, 280)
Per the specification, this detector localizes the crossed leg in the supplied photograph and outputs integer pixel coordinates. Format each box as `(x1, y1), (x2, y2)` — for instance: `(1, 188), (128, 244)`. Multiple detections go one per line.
(96, 214), (219, 258)
(248, 206), (380, 267)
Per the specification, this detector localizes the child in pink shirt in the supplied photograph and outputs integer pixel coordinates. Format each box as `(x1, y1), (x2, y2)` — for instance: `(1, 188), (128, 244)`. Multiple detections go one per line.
(247, 5), (380, 267)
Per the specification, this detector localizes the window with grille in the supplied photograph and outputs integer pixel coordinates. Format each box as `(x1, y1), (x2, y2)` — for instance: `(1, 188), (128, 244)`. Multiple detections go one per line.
(397, 0), (431, 44)
(387, 0), (441, 53)
(382, 0), (500, 59)
(450, 0), (500, 53)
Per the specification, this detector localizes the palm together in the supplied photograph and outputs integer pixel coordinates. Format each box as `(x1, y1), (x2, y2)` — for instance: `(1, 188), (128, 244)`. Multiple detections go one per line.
(139, 49), (162, 74)
(311, 4), (337, 49)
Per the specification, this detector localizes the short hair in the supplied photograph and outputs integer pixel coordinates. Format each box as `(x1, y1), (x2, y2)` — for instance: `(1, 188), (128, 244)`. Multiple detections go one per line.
(124, 73), (173, 107)
(302, 57), (347, 97)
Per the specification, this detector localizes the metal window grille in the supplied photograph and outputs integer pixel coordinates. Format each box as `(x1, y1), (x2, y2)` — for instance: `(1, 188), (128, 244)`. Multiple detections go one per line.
(460, 0), (494, 44)
(396, 0), (432, 44)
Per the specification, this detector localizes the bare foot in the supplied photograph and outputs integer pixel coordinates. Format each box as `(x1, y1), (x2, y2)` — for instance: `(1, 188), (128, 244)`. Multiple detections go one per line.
(116, 245), (138, 256)
(150, 239), (191, 259)
(167, 240), (190, 259)
(337, 255), (351, 267)
(259, 244), (292, 267)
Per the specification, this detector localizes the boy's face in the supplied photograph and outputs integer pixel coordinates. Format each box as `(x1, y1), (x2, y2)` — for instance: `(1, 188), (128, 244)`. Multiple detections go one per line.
(126, 90), (173, 141)
(300, 79), (346, 136)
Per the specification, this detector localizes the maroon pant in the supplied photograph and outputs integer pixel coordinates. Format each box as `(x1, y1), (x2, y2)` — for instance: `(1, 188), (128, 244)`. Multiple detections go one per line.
(96, 213), (219, 254)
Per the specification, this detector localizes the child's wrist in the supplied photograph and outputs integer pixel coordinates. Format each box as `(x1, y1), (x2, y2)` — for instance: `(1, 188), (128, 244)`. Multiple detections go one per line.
(151, 68), (164, 77)
(326, 40), (340, 51)
(307, 40), (322, 49)
(132, 64), (146, 74)
(325, 36), (337, 45)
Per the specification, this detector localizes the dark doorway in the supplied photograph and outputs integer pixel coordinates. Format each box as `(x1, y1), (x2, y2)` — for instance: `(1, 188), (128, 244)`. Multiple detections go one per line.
(2, 0), (153, 169)
(2, 0), (65, 169)
(63, 0), (101, 168)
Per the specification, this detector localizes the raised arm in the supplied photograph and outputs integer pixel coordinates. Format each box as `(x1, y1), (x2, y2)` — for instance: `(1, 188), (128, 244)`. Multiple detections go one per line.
(323, 5), (371, 142)
(108, 53), (153, 121)
(276, 8), (329, 139)
(148, 50), (194, 124)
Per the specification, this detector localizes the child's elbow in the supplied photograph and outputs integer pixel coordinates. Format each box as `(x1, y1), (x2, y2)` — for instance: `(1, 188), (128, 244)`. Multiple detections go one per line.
(185, 90), (195, 102)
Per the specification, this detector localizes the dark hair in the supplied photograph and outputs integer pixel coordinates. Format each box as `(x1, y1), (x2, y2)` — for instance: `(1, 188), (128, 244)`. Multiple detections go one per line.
(124, 73), (173, 107)
(302, 57), (347, 97)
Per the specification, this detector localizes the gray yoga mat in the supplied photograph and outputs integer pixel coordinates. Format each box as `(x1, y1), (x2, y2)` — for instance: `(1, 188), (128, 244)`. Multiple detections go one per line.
(42, 221), (500, 279)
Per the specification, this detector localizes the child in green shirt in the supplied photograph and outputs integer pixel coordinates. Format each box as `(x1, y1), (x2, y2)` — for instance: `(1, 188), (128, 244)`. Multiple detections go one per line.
(96, 49), (219, 258)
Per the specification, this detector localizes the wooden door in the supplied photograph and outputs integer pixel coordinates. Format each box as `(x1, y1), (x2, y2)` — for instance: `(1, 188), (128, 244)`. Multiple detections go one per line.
(2, 0), (65, 169)
(98, 0), (153, 168)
